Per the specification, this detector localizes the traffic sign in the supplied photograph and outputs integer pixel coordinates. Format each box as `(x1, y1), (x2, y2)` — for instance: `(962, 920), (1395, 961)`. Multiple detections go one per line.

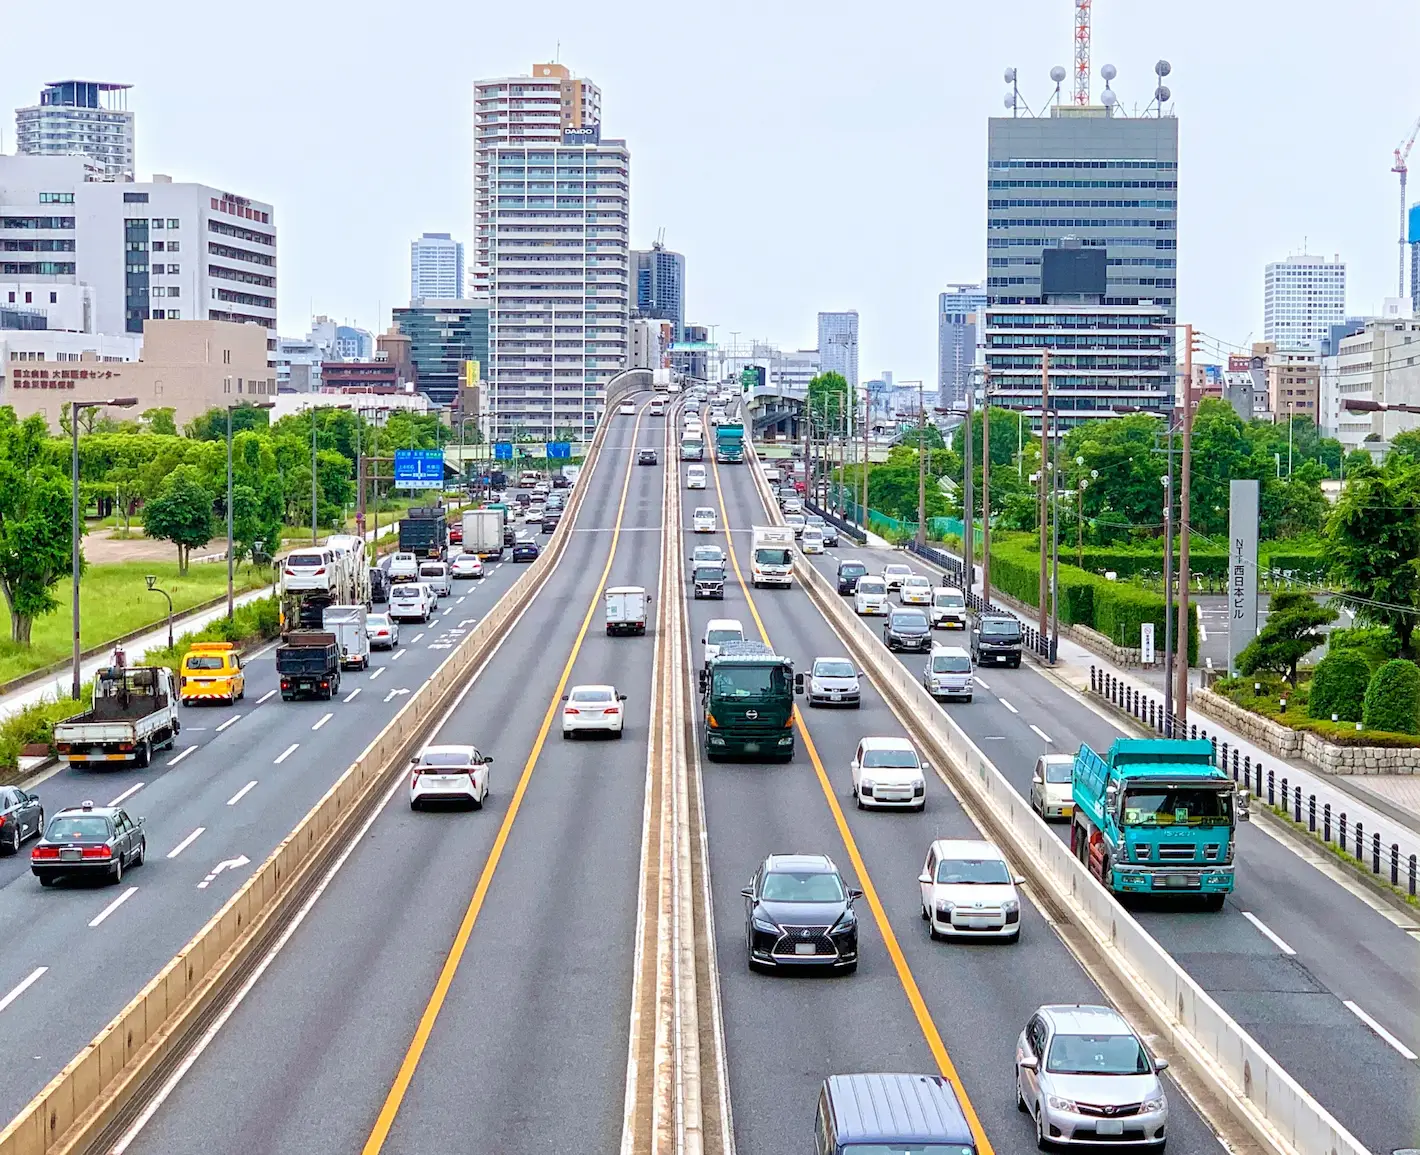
(545, 441), (572, 460)
(393, 448), (445, 490)
(493, 441), (514, 461)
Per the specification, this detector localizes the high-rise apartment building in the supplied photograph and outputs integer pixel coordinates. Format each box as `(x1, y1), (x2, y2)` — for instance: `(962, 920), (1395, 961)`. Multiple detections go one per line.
(631, 242), (685, 338)
(410, 233), (465, 301)
(1262, 255), (1346, 350)
(472, 63), (602, 293)
(937, 284), (986, 410)
(817, 311), (859, 387)
(15, 81), (135, 181)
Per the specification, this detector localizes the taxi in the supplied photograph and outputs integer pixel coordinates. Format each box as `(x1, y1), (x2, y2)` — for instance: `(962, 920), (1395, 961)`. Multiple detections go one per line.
(179, 641), (245, 706)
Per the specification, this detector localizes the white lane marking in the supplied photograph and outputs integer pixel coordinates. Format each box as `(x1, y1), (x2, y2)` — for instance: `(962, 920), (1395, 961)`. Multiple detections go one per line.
(197, 855), (250, 890)
(383, 688), (411, 704)
(457, 596), (466, 604)
(1029, 724), (1053, 745)
(1198, 621), (1208, 642)
(226, 780), (258, 806)
(411, 632), (425, 644)
(1000, 698), (1019, 714)
(311, 713), (333, 731)
(107, 782), (145, 807)
(167, 827), (205, 859)
(1241, 911), (1296, 955)
(443, 607), (454, 615)
(343, 687), (361, 703)
(1343, 1000), (1418, 1061)
(88, 886), (138, 928)
(182, 727), (208, 732)
(167, 746), (196, 767)
(215, 715), (242, 733)
(274, 743), (299, 765)
(458, 618), (477, 627)
(975, 676), (990, 690)
(370, 667), (386, 680)
(257, 690), (276, 705)
(392, 650), (405, 661)
(0, 967), (47, 1014)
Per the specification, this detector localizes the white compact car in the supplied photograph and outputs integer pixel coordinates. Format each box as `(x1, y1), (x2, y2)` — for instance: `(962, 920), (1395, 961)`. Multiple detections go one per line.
(763, 466), (782, 484)
(388, 582), (435, 623)
(560, 684), (628, 739)
(923, 646), (973, 701)
(918, 838), (1022, 940)
(686, 465), (708, 490)
(450, 553), (484, 580)
(692, 507), (718, 533)
(899, 574), (933, 605)
(930, 587), (967, 630)
(1030, 754), (1076, 821)
(388, 551), (419, 583)
(409, 744), (493, 810)
(850, 736), (927, 811)
(281, 548), (338, 593)
(854, 576), (889, 616)
(702, 618), (745, 667)
(800, 527), (825, 554)
(785, 513), (807, 539)
(882, 563), (914, 591)
(691, 544), (726, 569)
(418, 561), (452, 597)
(367, 612), (399, 650)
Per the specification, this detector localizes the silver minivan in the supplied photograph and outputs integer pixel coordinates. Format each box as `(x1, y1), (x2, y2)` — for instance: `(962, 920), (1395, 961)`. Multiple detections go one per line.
(923, 645), (973, 702)
(418, 561), (451, 598)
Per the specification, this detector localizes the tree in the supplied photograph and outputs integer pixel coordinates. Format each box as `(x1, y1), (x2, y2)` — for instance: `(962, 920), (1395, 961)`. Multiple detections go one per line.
(142, 408), (178, 437)
(806, 371), (852, 435)
(1307, 649), (1371, 722)
(0, 411), (79, 644)
(1235, 590), (1335, 685)
(1327, 466), (1420, 652)
(111, 465), (142, 535)
(1362, 658), (1420, 734)
(952, 406), (1021, 470)
(185, 406), (273, 442)
(1064, 413), (1168, 534)
(143, 465), (215, 573)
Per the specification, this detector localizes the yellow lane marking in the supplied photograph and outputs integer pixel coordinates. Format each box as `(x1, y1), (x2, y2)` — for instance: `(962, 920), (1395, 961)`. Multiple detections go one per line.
(706, 453), (996, 1155)
(362, 401), (653, 1153)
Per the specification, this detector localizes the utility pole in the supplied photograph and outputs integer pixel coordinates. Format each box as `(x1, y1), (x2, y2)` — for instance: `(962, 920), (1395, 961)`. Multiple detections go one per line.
(861, 394), (870, 528)
(1162, 429), (1176, 732)
(1175, 324), (1196, 724)
(1038, 350), (1050, 637)
(1050, 435), (1060, 663)
(916, 382), (927, 546)
(962, 378), (974, 583)
(981, 368), (992, 603)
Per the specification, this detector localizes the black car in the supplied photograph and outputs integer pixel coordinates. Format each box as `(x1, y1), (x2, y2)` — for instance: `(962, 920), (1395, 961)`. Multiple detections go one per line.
(0, 786), (44, 855)
(540, 511), (562, 534)
(512, 541), (540, 563)
(369, 566), (390, 605)
(742, 853), (860, 973)
(637, 449), (658, 466)
(836, 559), (868, 595)
(551, 472), (571, 489)
(971, 611), (1024, 667)
(691, 565), (725, 599)
(883, 609), (932, 652)
(30, 801), (145, 886)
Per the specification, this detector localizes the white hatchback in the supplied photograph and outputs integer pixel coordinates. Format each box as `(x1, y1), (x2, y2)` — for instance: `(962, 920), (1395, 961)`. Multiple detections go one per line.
(692, 507), (718, 533)
(450, 553), (484, 580)
(409, 744), (493, 809)
(1030, 754), (1076, 821)
(899, 574), (933, 605)
(619, 401), (636, 415)
(918, 838), (1022, 941)
(561, 684), (628, 738)
(851, 736), (927, 811)
(686, 465), (708, 489)
(854, 576), (889, 616)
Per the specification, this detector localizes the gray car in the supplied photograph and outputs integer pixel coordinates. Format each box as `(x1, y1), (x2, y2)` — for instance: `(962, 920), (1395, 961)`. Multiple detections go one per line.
(0, 786), (44, 855)
(1015, 1004), (1169, 1149)
(883, 609), (932, 653)
(922, 647), (973, 701)
(807, 656), (862, 708)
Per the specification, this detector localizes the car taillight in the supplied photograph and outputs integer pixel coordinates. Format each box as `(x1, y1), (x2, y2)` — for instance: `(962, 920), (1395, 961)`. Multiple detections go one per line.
(119, 742), (135, 752)
(284, 568), (295, 576)
(55, 743), (70, 753)
(81, 846), (112, 859)
(0, 815), (6, 828)
(603, 707), (620, 715)
(32, 846), (58, 860)
(314, 567), (326, 575)
(564, 707), (580, 715)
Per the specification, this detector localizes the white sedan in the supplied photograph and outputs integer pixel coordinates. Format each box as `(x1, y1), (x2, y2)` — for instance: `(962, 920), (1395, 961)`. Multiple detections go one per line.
(882, 563), (914, 591)
(899, 574), (933, 605)
(450, 553), (485, 580)
(918, 838), (1022, 941)
(692, 507), (719, 533)
(561, 684), (628, 738)
(368, 613), (399, 650)
(409, 744), (493, 810)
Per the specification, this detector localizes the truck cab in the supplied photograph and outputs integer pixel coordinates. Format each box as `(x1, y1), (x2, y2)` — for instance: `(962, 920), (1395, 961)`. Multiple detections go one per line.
(698, 640), (802, 762)
(180, 642), (245, 705)
(750, 526), (794, 588)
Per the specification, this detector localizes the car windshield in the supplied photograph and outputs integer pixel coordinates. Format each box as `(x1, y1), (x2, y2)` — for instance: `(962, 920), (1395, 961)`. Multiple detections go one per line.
(858, 580), (886, 595)
(814, 660), (856, 678)
(931, 655), (971, 673)
(891, 613), (927, 629)
(712, 665), (789, 698)
(885, 566), (910, 576)
(936, 858), (1011, 884)
(695, 509), (715, 518)
(184, 656), (225, 670)
(1122, 787), (1232, 827)
(571, 688), (614, 703)
(694, 548), (721, 562)
(934, 591), (964, 607)
(694, 567), (722, 582)
(760, 870), (845, 903)
(905, 577), (930, 588)
(862, 747), (919, 769)
(392, 588), (419, 599)
(755, 548), (791, 565)
(46, 815), (110, 841)
(839, 563), (866, 578)
(1044, 761), (1074, 784)
(420, 751), (474, 768)
(1046, 1032), (1152, 1075)
(982, 618), (1020, 636)
(707, 627), (743, 647)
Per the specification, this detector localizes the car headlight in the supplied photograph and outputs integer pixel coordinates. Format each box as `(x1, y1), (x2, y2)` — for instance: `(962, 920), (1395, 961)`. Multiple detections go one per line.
(936, 901), (954, 916)
(751, 916), (779, 934)
(1000, 898), (1019, 913)
(1143, 1095), (1166, 1113)
(912, 778), (926, 794)
(829, 913), (857, 935)
(1048, 1096), (1079, 1113)
(859, 777), (875, 790)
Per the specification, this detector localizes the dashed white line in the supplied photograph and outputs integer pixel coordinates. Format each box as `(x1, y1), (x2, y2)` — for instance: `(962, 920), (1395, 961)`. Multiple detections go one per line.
(443, 607), (454, 615)
(1241, 911), (1295, 955)
(88, 886), (138, 928)
(370, 667), (386, 680)
(975, 676), (991, 691)
(1198, 621), (1208, 642)
(411, 632), (425, 644)
(344, 687), (361, 703)
(167, 746), (196, 767)
(107, 782), (145, 807)
(311, 712), (333, 731)
(0, 967), (46, 1014)
(256, 690), (276, 705)
(1343, 999), (1418, 1061)
(457, 596), (466, 604)
(215, 715), (241, 733)
(1000, 698), (1019, 714)
(226, 780), (258, 806)
(1029, 724), (1053, 744)
(274, 743), (299, 765)
(167, 827), (205, 859)
(391, 650), (405, 661)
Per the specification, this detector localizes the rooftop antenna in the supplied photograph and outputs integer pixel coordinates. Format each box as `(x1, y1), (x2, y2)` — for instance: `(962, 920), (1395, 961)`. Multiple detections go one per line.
(1073, 0), (1092, 105)
(1050, 66), (1068, 106)
(1003, 68), (1033, 118)
(1099, 63), (1118, 116)
(1146, 59), (1172, 117)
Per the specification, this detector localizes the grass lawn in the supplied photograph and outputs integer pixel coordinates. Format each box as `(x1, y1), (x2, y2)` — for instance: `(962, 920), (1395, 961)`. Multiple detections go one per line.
(0, 560), (271, 686)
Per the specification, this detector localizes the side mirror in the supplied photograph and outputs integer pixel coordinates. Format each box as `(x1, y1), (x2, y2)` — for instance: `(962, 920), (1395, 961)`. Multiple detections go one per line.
(1018, 1055), (1039, 1071)
(618, 693), (628, 701)
(697, 670), (708, 694)
(740, 886), (754, 899)
(561, 695), (569, 701)
(137, 816), (146, 827)
(794, 673), (805, 694)
(917, 873), (932, 885)
(1013, 876), (1026, 887)
(483, 756), (495, 765)
(1031, 774), (1043, 785)
(921, 761), (932, 775)
(848, 888), (864, 902)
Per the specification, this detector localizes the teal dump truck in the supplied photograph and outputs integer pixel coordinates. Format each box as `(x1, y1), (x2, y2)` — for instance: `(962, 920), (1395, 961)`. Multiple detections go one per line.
(1069, 738), (1248, 908)
(715, 422), (745, 463)
(697, 640), (802, 761)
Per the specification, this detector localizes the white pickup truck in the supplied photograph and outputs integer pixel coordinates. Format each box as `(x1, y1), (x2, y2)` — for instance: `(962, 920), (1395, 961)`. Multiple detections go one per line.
(54, 666), (180, 769)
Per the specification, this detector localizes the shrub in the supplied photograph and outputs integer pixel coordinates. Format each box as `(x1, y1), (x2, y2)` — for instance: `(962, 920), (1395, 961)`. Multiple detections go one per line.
(1308, 650), (1371, 721)
(1328, 626), (1400, 663)
(143, 595), (281, 675)
(1362, 659), (1420, 735)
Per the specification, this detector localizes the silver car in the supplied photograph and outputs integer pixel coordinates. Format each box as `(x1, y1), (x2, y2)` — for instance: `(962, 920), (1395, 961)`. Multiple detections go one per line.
(1015, 1004), (1169, 1149)
(807, 656), (862, 708)
(922, 646), (973, 701)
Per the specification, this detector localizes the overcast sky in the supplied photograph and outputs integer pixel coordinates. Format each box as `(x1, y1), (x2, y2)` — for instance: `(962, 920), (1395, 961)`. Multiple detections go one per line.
(3, 0), (1417, 381)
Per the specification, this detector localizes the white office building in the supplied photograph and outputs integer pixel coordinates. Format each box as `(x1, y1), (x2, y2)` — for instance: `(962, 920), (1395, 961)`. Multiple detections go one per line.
(1263, 255), (1347, 350)
(15, 81), (135, 181)
(817, 311), (859, 387)
(410, 232), (465, 301)
(1330, 317), (1420, 450)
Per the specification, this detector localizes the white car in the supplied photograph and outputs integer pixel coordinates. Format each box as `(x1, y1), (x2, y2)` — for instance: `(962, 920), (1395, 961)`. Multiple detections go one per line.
(702, 618), (744, 667)
(388, 582), (435, 623)
(930, 587), (967, 630)
(854, 576), (889, 616)
(409, 744), (492, 810)
(851, 736), (927, 811)
(368, 612), (399, 650)
(918, 838), (1022, 940)
(785, 513), (806, 538)
(561, 684), (628, 739)
(882, 563), (914, 591)
(764, 466), (782, 484)
(388, 551), (418, 583)
(691, 544), (726, 569)
(619, 401), (636, 415)
(1030, 754), (1076, 821)
(418, 562), (451, 597)
(923, 646), (973, 701)
(686, 465), (708, 490)
(692, 507), (718, 533)
(899, 574), (933, 605)
(781, 497), (804, 516)
(800, 527), (825, 554)
(450, 552), (484, 580)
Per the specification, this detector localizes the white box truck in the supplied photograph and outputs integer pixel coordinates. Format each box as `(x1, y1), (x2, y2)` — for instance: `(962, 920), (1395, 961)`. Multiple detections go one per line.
(462, 508), (506, 561)
(323, 604), (371, 670)
(750, 526), (795, 588)
(605, 586), (651, 636)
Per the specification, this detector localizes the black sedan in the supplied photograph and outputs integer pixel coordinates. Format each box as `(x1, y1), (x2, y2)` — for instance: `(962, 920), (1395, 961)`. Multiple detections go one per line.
(743, 853), (860, 973)
(0, 786), (44, 855)
(540, 512), (562, 534)
(511, 540), (541, 563)
(31, 801), (146, 886)
(637, 449), (658, 466)
(836, 560), (867, 595)
(883, 609), (932, 652)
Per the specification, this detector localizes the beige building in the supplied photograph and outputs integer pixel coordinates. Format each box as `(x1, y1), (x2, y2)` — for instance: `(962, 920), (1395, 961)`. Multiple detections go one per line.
(0, 318), (273, 430)
(1256, 341), (1320, 426)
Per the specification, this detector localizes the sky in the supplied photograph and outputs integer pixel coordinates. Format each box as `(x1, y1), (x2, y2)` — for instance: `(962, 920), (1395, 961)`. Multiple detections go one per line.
(3, 0), (1418, 383)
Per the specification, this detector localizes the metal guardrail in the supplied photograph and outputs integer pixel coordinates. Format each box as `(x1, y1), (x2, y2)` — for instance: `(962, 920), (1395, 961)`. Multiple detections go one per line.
(802, 500), (866, 545)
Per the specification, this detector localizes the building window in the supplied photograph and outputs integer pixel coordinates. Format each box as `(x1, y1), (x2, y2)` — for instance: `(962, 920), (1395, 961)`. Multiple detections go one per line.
(152, 241), (165, 252)
(167, 241), (179, 252)
(49, 292), (57, 304)
(168, 310), (179, 320)
(151, 219), (165, 229)
(123, 192), (150, 203)
(167, 286), (179, 298)
(167, 219), (179, 229)
(152, 309), (165, 319)
(38, 192), (75, 204)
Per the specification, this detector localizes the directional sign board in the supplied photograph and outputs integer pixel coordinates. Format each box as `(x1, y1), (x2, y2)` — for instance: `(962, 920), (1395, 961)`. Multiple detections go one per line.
(393, 449), (445, 490)
(493, 441), (514, 461)
(546, 441), (572, 460)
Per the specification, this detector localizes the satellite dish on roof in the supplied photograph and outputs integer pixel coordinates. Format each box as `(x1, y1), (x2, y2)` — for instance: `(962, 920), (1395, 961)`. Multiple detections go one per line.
(1004, 67), (1017, 83)
(1155, 59), (1172, 77)
(1101, 89), (1117, 107)
(1101, 63), (1117, 82)
(1004, 93), (1017, 109)
(1050, 66), (1067, 83)
(1155, 85), (1171, 103)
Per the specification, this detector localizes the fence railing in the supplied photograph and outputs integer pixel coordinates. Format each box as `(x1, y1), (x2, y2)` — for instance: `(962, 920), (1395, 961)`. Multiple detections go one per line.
(803, 500), (867, 545)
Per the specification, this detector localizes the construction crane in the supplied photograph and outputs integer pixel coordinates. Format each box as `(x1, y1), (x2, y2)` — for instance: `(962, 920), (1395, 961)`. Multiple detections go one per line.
(1393, 113), (1420, 300)
(1073, 0), (1092, 105)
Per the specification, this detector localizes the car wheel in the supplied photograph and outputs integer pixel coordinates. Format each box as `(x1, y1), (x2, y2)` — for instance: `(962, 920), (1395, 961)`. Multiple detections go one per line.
(111, 855), (123, 884)
(840, 960), (858, 975)
(1005, 928), (1021, 943)
(1036, 1107), (1052, 1150)
(928, 921), (942, 941)
(855, 787), (865, 810)
(614, 727), (624, 740)
(134, 838), (145, 867)
(562, 729), (573, 740)
(410, 798), (421, 811)
(135, 740), (151, 769)
(3, 826), (18, 855)
(1204, 892), (1226, 911)
(920, 902), (929, 922)
(238, 685), (245, 701)
(1016, 1068), (1028, 1112)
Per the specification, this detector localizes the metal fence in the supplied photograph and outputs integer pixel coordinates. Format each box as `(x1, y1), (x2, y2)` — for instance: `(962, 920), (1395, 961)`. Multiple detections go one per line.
(1089, 665), (1419, 900)
(803, 500), (867, 545)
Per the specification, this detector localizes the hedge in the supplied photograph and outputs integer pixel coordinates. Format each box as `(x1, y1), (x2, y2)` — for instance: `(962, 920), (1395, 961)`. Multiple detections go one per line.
(0, 693), (90, 776)
(1071, 541), (1326, 585)
(1362, 659), (1420, 735)
(1307, 650), (1370, 722)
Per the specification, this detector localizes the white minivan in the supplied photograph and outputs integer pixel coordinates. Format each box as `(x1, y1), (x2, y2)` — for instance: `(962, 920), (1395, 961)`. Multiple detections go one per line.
(419, 561), (451, 598)
(702, 618), (744, 667)
(686, 464), (708, 490)
(854, 576), (889, 616)
(389, 582), (435, 623)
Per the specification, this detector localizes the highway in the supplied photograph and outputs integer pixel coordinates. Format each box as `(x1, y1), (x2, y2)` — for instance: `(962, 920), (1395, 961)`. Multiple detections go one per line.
(0, 510), (543, 1121)
(111, 397), (665, 1155)
(798, 513), (1420, 1151)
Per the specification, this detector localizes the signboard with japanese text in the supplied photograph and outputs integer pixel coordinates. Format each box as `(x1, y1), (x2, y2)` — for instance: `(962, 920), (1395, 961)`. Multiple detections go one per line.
(493, 441), (514, 461)
(1228, 479), (1260, 675)
(545, 442), (571, 460)
(393, 448), (444, 490)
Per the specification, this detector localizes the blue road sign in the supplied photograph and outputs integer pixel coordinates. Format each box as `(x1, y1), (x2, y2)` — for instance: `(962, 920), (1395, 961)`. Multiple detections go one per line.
(546, 441), (572, 460)
(494, 441), (514, 461)
(393, 448), (445, 490)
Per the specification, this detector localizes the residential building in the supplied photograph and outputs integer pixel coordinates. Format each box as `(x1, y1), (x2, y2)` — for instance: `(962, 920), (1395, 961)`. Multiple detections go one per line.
(629, 317), (672, 370)
(321, 360), (401, 390)
(674, 322), (709, 383)
(1224, 354), (1267, 423)
(1331, 318), (1420, 450)
(15, 81), (134, 181)
(817, 311), (859, 387)
(1263, 254), (1346, 350)
(376, 327), (414, 386)
(410, 233), (465, 301)
(392, 297), (490, 410)
(472, 62), (602, 293)
(1260, 342), (1320, 426)
(308, 315), (372, 361)
(484, 136), (630, 440)
(275, 335), (325, 392)
(631, 242), (685, 338)
(937, 284), (986, 411)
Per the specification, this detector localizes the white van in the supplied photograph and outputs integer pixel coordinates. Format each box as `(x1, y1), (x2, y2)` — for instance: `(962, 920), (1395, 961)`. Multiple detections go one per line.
(854, 576), (889, 616)
(419, 561), (451, 598)
(702, 618), (744, 667)
(388, 582), (435, 623)
(685, 464), (708, 490)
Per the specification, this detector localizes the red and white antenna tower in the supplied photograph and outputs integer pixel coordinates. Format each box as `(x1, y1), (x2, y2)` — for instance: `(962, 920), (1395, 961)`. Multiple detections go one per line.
(1073, 0), (1092, 105)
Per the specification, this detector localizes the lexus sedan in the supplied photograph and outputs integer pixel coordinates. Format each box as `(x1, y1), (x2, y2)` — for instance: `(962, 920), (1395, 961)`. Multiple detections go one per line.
(409, 744), (493, 810)
(743, 853), (861, 973)
(884, 609), (932, 652)
(561, 684), (628, 738)
(31, 802), (146, 886)
(807, 656), (862, 708)
(637, 449), (658, 466)
(512, 541), (540, 563)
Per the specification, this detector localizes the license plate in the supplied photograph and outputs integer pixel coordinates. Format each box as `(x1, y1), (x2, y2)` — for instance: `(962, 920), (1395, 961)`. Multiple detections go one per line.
(1095, 1120), (1124, 1136)
(89, 748), (106, 757)
(60, 849), (81, 862)
(1162, 874), (1200, 889)
(829, 691), (842, 699)
(1061, 805), (1074, 817)
(794, 942), (816, 955)
(964, 918), (992, 929)
(742, 742), (760, 754)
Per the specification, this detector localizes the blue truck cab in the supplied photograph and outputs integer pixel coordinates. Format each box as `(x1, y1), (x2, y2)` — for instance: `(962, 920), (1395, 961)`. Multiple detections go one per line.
(1069, 738), (1248, 909)
(815, 1073), (977, 1155)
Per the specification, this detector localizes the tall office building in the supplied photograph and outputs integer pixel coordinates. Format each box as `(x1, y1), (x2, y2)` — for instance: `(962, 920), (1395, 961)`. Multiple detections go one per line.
(15, 81), (135, 181)
(817, 311), (859, 387)
(937, 284), (986, 410)
(631, 242), (685, 338)
(410, 233), (465, 301)
(472, 63), (602, 293)
(393, 298), (490, 409)
(1262, 255), (1346, 350)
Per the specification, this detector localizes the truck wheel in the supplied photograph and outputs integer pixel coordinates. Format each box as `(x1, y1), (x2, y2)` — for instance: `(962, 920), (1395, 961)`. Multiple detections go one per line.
(1203, 893), (1226, 911)
(135, 740), (151, 769)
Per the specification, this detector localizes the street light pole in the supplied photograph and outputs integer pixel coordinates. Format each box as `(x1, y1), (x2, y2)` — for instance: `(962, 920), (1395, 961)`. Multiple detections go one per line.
(962, 379), (974, 579)
(916, 383), (927, 546)
(981, 368), (992, 603)
(1037, 350), (1050, 638)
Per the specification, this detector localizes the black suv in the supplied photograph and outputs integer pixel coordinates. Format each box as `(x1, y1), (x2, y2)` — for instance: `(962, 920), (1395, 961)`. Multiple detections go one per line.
(970, 611), (1023, 667)
(883, 609), (931, 652)
(836, 559), (868, 595)
(637, 449), (658, 466)
(691, 565), (725, 600)
(742, 853), (860, 973)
